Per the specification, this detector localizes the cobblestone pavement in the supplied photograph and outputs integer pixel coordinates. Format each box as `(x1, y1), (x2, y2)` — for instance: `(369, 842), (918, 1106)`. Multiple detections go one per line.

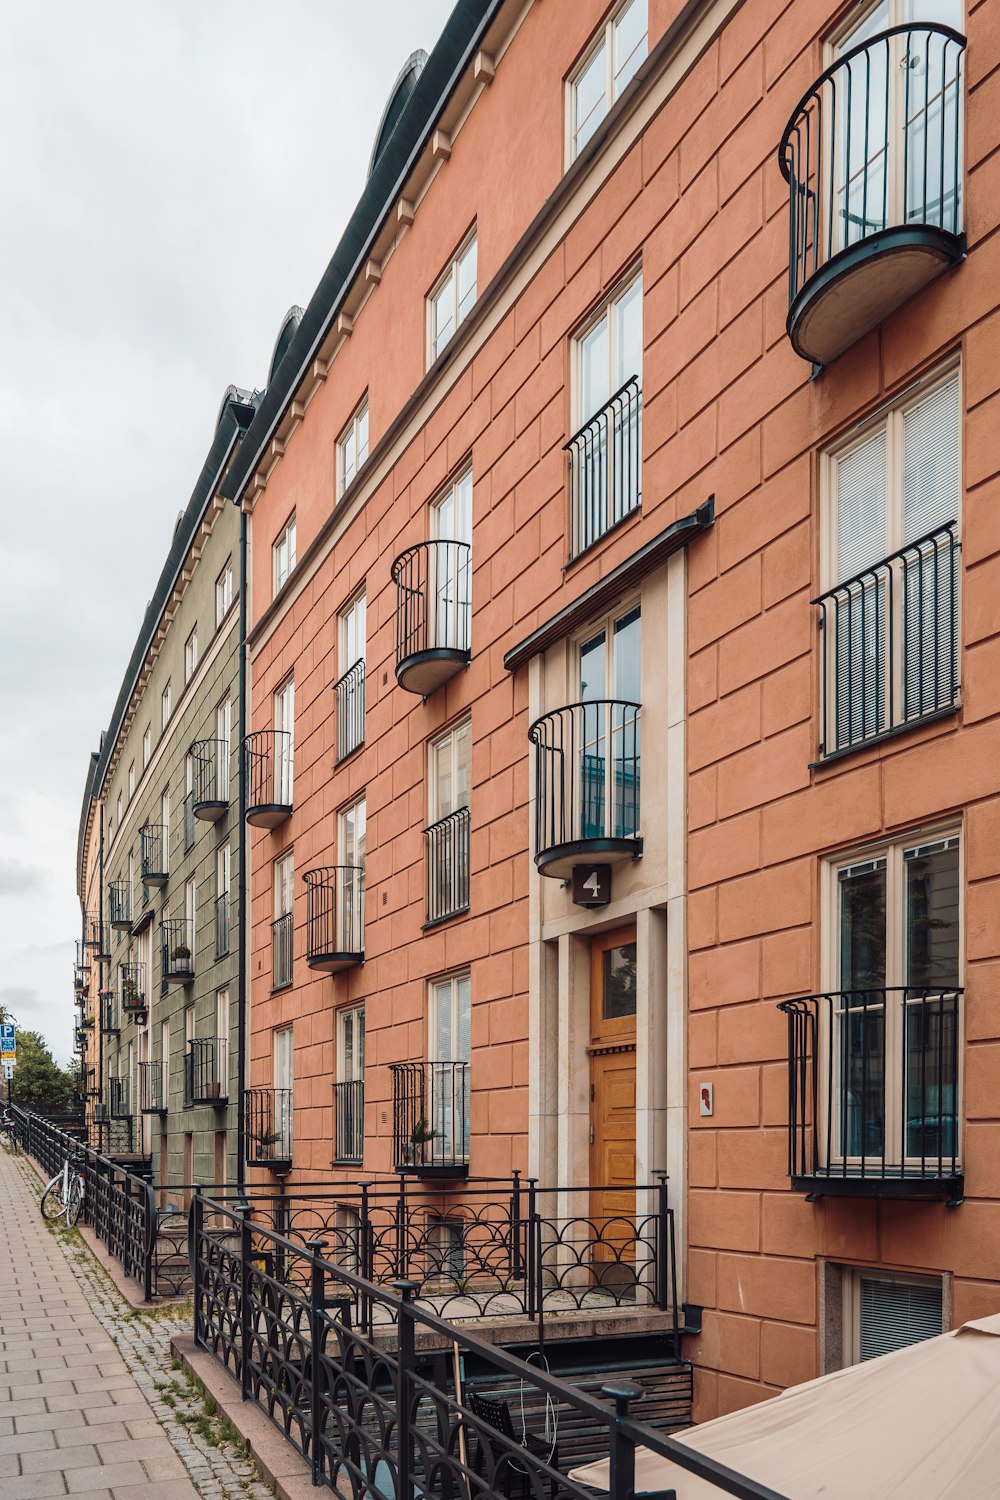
(0, 1145), (273, 1500)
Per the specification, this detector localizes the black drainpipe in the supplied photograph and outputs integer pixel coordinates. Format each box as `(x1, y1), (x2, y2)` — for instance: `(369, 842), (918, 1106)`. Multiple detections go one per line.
(236, 502), (248, 1189)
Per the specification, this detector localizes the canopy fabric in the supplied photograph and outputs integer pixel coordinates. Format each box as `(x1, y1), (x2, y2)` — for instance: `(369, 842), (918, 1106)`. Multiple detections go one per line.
(569, 1314), (1000, 1500)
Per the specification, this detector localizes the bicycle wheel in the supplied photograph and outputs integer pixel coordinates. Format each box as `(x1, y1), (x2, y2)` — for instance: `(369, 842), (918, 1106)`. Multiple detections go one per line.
(67, 1176), (84, 1227)
(40, 1179), (67, 1221)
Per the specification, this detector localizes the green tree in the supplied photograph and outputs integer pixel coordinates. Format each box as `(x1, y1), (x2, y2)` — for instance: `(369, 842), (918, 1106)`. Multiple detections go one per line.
(9, 1031), (76, 1115)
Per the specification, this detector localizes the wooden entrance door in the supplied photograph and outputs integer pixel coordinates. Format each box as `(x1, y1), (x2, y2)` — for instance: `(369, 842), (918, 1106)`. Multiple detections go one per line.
(589, 927), (637, 1286)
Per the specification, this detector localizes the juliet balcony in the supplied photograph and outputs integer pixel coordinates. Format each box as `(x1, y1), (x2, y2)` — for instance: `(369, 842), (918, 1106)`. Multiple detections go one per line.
(139, 1060), (167, 1116)
(390, 1060), (470, 1177)
(779, 23), (965, 366)
(392, 539), (471, 695)
(161, 918), (195, 986)
(243, 1087), (293, 1171)
(184, 1037), (229, 1108)
(192, 738), (230, 822)
(86, 914), (110, 962)
(119, 961), (146, 1020)
(779, 986), (963, 1203)
(108, 1076), (131, 1121)
(108, 880), (132, 931)
(243, 730), (293, 829)
(528, 699), (642, 879)
(333, 1079), (364, 1165)
(566, 376), (642, 561)
(100, 991), (118, 1037)
(140, 823), (168, 887)
(303, 866), (364, 973)
(334, 658), (365, 762)
(425, 807), (470, 925)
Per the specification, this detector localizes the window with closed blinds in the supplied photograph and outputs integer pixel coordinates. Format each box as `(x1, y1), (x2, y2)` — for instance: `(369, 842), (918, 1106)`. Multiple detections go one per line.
(822, 368), (960, 757)
(856, 1272), (943, 1362)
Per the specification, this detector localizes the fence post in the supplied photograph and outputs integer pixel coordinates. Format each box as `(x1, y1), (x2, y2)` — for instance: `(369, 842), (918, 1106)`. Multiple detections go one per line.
(395, 1174), (407, 1283)
(510, 1169), (522, 1281)
(239, 1199), (253, 1401)
(526, 1177), (538, 1322)
(191, 1189), (204, 1348)
(654, 1171), (670, 1311)
(601, 1382), (643, 1500)
(306, 1239), (328, 1488)
(359, 1181), (373, 1337)
(143, 1182), (155, 1303)
(394, 1281), (419, 1500)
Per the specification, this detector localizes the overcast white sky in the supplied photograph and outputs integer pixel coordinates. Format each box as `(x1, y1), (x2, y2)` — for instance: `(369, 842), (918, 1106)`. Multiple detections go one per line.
(0, 0), (454, 1065)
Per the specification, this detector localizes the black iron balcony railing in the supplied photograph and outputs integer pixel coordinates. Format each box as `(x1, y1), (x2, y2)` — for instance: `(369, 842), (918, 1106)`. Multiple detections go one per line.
(100, 991), (118, 1036)
(334, 658), (365, 761)
(334, 1079), (364, 1164)
(272, 911), (293, 989)
(816, 522), (959, 760)
(425, 807), (470, 925)
(184, 1038), (228, 1108)
(566, 375), (642, 560)
(75, 939), (90, 973)
(119, 962), (146, 1018)
(215, 892), (230, 959)
(392, 539), (471, 695)
(528, 699), (642, 878)
(303, 866), (364, 972)
(243, 729), (293, 828)
(779, 986), (963, 1202)
(108, 880), (132, 931)
(140, 823), (168, 886)
(139, 1060), (167, 1115)
(183, 791), (196, 851)
(391, 1061), (470, 1176)
(86, 914), (110, 961)
(161, 918), (195, 986)
(243, 1086), (293, 1168)
(108, 1076), (131, 1120)
(191, 738), (229, 822)
(779, 23), (966, 365)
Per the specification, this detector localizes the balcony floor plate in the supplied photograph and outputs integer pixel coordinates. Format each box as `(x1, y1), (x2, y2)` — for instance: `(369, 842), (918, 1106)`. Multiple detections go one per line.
(246, 803), (292, 830)
(792, 1171), (963, 1202)
(535, 835), (643, 881)
(395, 1163), (470, 1179)
(166, 971), (195, 986)
(396, 648), (470, 697)
(193, 801), (228, 823)
(307, 951), (364, 973)
(189, 1095), (229, 1108)
(789, 225), (964, 366)
(110, 919), (132, 932)
(142, 873), (168, 888)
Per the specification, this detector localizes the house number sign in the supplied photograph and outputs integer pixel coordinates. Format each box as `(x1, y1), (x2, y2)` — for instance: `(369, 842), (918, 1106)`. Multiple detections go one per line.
(571, 864), (611, 908)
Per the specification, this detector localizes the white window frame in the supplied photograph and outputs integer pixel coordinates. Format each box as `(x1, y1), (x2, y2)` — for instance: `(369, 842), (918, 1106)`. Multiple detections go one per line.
(338, 1004), (365, 1086)
(142, 728), (151, 769)
(273, 1025), (294, 1157)
(128, 761), (135, 800)
(428, 971), (471, 1161)
(273, 513), (297, 595)
(428, 228), (477, 365)
(820, 825), (963, 1169)
(339, 589), (366, 672)
(567, 0), (648, 165)
(216, 699), (232, 800)
(842, 1266), (944, 1365)
(215, 557), (234, 627)
(117, 791), (123, 826)
(429, 717), (471, 825)
(274, 851), (294, 921)
(274, 677), (294, 804)
(216, 987), (230, 1088)
(337, 396), (370, 498)
(184, 626), (199, 685)
(161, 681), (172, 732)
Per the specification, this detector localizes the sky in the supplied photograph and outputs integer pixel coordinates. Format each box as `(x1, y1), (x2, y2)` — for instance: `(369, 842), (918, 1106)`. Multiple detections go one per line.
(0, 0), (454, 1066)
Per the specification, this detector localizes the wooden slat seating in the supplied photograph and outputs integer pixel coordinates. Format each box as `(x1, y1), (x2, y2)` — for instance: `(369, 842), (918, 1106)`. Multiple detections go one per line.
(464, 1389), (559, 1500)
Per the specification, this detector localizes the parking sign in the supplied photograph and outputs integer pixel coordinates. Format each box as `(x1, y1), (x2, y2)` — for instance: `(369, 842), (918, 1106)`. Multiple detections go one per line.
(1, 1024), (16, 1061)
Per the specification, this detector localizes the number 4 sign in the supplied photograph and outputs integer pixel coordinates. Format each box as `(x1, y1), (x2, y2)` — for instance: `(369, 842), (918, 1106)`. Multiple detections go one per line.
(571, 864), (611, 908)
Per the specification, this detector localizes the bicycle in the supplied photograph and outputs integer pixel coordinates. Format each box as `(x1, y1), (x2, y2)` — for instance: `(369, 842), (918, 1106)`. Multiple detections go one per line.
(0, 1111), (18, 1152)
(40, 1153), (86, 1226)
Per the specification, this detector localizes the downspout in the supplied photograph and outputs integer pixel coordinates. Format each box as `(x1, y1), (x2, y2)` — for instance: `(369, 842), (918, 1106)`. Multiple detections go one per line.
(98, 804), (105, 1119)
(236, 503), (248, 1188)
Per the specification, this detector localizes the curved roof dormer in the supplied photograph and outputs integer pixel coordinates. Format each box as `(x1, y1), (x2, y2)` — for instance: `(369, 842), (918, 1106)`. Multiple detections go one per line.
(266, 306), (304, 388)
(368, 50), (428, 179)
(215, 383), (259, 432)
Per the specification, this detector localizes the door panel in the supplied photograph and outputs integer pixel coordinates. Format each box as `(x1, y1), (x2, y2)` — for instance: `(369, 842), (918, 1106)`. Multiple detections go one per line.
(589, 927), (637, 1283)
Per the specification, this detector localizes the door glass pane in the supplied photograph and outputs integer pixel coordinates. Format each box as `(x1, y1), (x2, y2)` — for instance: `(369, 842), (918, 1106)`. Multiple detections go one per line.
(838, 860), (887, 1158)
(574, 41), (607, 155)
(457, 238), (477, 323)
(581, 314), (610, 424)
(579, 630), (607, 840)
(904, 839), (959, 987)
(602, 944), (637, 1019)
(834, 3), (891, 249)
(614, 278), (643, 389)
(613, 0), (647, 97)
(904, 839), (959, 1160)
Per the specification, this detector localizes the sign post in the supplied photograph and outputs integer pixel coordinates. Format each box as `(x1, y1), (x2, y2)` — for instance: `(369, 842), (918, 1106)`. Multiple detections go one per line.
(1, 1024), (16, 1109)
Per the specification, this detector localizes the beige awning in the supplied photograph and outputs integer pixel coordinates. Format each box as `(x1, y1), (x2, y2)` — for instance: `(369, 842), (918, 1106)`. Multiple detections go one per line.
(569, 1314), (1000, 1499)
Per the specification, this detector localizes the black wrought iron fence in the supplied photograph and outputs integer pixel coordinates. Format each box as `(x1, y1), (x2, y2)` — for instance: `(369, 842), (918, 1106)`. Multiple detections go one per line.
(140, 822), (168, 884)
(120, 961), (146, 1017)
(108, 879), (132, 929)
(86, 913), (110, 959)
(303, 866), (364, 968)
(244, 1086), (293, 1166)
(334, 658), (365, 761)
(183, 791), (196, 851)
(566, 375), (642, 559)
(108, 1076), (131, 1119)
(243, 729), (293, 820)
(192, 1193), (772, 1500)
(333, 1080), (364, 1164)
(192, 737), (229, 817)
(161, 917), (195, 984)
(391, 1061), (470, 1173)
(425, 806), (470, 924)
(185, 1037), (229, 1107)
(392, 539), (472, 683)
(529, 700), (641, 872)
(272, 911), (294, 988)
(139, 1060), (167, 1114)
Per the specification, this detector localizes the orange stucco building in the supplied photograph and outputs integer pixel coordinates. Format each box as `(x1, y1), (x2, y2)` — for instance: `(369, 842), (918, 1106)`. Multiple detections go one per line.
(221, 0), (1000, 1420)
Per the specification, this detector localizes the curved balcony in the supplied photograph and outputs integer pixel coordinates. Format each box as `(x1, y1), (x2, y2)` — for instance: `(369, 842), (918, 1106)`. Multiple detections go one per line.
(244, 1086), (293, 1171)
(392, 539), (471, 695)
(86, 914), (110, 961)
(192, 738), (229, 822)
(303, 866), (364, 973)
(100, 991), (118, 1037)
(528, 699), (642, 879)
(139, 1061), (167, 1115)
(140, 823), (168, 887)
(184, 1037), (228, 1108)
(391, 1061), (469, 1177)
(160, 918), (195, 986)
(779, 24), (965, 366)
(243, 729), (293, 829)
(119, 962), (146, 1019)
(108, 879), (132, 931)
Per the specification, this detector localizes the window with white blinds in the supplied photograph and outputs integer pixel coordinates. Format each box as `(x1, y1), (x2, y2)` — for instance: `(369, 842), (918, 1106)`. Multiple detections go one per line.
(848, 1270), (943, 1363)
(821, 369), (960, 756)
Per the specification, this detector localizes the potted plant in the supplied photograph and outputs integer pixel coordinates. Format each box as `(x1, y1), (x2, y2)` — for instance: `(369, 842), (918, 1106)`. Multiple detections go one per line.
(122, 977), (140, 1007)
(171, 944), (192, 965)
(406, 1118), (438, 1164)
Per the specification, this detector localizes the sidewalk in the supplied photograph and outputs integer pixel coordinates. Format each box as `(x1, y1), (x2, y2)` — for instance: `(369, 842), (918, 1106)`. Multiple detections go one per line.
(0, 1147), (266, 1500)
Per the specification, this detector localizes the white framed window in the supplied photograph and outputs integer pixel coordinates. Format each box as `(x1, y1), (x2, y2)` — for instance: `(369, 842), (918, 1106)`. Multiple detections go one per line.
(843, 1268), (943, 1364)
(428, 229), (477, 363)
(273, 1025), (294, 1157)
(273, 851), (294, 989)
(336, 1004), (365, 1164)
(573, 601), (641, 841)
(161, 681), (172, 732)
(568, 0), (648, 162)
(340, 589), (366, 672)
(216, 843), (230, 957)
(429, 718), (471, 825)
(184, 753), (196, 850)
(336, 590), (366, 761)
(427, 468), (473, 658)
(570, 270), (643, 558)
(274, 678), (294, 805)
(338, 1005), (365, 1085)
(117, 791), (123, 826)
(216, 699), (232, 800)
(185, 873), (197, 936)
(128, 761), (135, 800)
(273, 513), (297, 595)
(161, 1018), (170, 1104)
(427, 718), (471, 925)
(428, 971), (471, 1161)
(184, 626), (199, 684)
(127, 850), (134, 913)
(337, 397), (369, 498)
(160, 788), (170, 858)
(820, 367), (960, 756)
(216, 558), (234, 627)
(823, 828), (961, 1171)
(216, 987), (230, 1090)
(142, 728), (151, 769)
